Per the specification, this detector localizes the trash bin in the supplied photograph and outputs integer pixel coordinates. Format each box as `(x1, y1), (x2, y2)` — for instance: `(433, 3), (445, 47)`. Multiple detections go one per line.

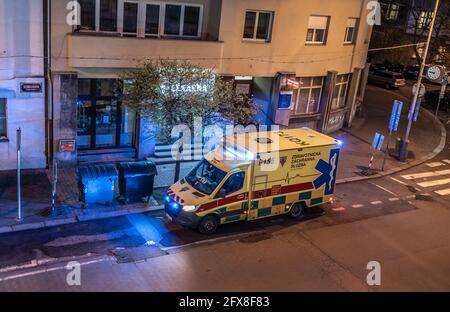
(78, 164), (118, 207)
(118, 160), (157, 203)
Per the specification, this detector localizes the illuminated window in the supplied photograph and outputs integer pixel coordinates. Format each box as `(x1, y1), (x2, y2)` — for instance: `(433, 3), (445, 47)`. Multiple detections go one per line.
(306, 16), (329, 44)
(243, 10), (274, 42)
(417, 11), (433, 29)
(0, 98), (6, 140)
(386, 3), (400, 21)
(292, 77), (324, 115)
(332, 74), (351, 109)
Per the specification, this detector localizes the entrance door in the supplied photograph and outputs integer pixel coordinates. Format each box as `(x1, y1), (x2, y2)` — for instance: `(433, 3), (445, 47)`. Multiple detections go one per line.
(77, 79), (136, 150)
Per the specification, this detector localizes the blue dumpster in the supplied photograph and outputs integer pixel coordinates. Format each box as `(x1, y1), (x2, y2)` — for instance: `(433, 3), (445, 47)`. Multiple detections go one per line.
(78, 164), (118, 207)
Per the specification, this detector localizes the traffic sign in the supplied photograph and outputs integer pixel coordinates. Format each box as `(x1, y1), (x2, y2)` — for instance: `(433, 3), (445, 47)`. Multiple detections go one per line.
(372, 133), (385, 151)
(388, 100), (403, 132)
(412, 83), (426, 97)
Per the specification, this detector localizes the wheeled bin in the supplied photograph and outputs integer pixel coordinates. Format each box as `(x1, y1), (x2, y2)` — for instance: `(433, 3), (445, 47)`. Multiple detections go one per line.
(118, 160), (157, 203)
(78, 164), (118, 207)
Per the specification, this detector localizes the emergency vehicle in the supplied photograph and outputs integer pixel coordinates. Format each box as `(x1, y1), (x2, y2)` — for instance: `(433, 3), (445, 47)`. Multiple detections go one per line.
(165, 128), (341, 234)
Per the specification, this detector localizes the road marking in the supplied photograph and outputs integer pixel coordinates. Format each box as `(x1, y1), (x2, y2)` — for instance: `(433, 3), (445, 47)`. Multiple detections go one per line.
(389, 197), (400, 201)
(426, 162), (445, 168)
(371, 183), (397, 196)
(352, 204), (364, 208)
(332, 207), (346, 212)
(390, 177), (408, 185)
(435, 188), (450, 196)
(417, 178), (450, 188)
(443, 159), (450, 165)
(371, 201), (383, 205)
(401, 169), (450, 180)
(0, 258), (107, 282)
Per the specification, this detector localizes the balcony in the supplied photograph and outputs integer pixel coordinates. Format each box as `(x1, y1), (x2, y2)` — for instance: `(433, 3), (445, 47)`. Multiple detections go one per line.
(67, 33), (224, 69)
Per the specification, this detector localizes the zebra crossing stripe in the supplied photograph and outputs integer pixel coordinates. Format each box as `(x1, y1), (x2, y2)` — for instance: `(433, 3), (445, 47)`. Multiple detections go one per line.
(371, 201), (383, 205)
(435, 188), (450, 196)
(389, 198), (400, 201)
(426, 162), (445, 168)
(443, 160), (450, 165)
(352, 204), (364, 208)
(417, 178), (450, 188)
(401, 169), (450, 180)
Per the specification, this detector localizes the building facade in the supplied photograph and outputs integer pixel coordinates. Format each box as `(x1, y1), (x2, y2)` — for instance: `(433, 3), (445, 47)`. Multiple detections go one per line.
(2, 0), (374, 169)
(0, 0), (46, 170)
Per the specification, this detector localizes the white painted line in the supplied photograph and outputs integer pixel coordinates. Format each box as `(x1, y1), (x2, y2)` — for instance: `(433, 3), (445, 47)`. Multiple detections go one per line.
(390, 177), (408, 185)
(332, 207), (346, 212)
(371, 201), (383, 205)
(371, 183), (397, 196)
(0, 258), (107, 282)
(401, 169), (450, 180)
(426, 162), (445, 168)
(443, 160), (450, 165)
(435, 188), (450, 196)
(417, 178), (450, 188)
(352, 204), (364, 208)
(406, 195), (415, 199)
(389, 198), (400, 201)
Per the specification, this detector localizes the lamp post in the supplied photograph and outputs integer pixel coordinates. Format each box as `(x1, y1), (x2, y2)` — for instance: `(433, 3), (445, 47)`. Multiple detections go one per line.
(399, 0), (440, 162)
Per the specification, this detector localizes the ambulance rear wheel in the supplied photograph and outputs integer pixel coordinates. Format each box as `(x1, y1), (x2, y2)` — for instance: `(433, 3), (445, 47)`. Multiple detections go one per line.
(198, 215), (219, 234)
(289, 202), (305, 218)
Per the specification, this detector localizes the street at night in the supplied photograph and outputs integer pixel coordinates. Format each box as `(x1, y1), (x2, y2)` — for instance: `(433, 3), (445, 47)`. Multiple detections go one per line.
(1, 0), (450, 305)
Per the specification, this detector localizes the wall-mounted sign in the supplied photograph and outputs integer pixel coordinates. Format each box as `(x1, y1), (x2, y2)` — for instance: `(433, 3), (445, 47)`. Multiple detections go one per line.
(20, 83), (42, 93)
(286, 79), (300, 89)
(59, 139), (76, 153)
(278, 91), (293, 109)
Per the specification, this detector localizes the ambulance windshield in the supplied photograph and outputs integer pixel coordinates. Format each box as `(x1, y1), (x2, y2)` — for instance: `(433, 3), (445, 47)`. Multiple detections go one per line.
(185, 159), (227, 195)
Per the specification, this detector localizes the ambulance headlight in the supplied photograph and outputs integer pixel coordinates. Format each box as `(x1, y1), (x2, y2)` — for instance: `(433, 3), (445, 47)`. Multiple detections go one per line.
(246, 151), (255, 160)
(336, 140), (344, 147)
(182, 205), (198, 212)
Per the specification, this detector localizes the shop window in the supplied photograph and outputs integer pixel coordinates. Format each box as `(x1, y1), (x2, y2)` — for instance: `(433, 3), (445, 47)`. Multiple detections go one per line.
(306, 16), (329, 44)
(344, 18), (358, 44)
(243, 10), (273, 42)
(0, 98), (7, 140)
(332, 74), (351, 110)
(292, 77), (324, 115)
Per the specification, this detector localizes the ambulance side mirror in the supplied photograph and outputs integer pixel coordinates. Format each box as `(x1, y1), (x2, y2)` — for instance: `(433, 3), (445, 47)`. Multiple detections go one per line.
(216, 188), (227, 199)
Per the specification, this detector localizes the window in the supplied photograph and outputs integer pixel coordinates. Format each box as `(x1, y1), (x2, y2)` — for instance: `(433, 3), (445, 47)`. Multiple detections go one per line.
(306, 16), (329, 44)
(332, 74), (351, 109)
(292, 77), (324, 115)
(0, 98), (6, 140)
(185, 159), (227, 195)
(220, 172), (245, 196)
(164, 4), (202, 37)
(79, 0), (96, 30)
(386, 3), (400, 21)
(145, 4), (160, 36)
(122, 1), (139, 35)
(100, 0), (118, 31)
(417, 11), (433, 29)
(344, 18), (358, 44)
(243, 10), (273, 41)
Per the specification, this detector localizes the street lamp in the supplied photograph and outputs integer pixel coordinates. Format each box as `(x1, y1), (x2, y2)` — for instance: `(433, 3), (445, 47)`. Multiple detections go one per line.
(399, 0), (441, 162)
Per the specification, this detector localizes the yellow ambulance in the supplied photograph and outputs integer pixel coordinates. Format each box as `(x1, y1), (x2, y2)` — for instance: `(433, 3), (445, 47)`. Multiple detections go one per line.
(165, 128), (342, 234)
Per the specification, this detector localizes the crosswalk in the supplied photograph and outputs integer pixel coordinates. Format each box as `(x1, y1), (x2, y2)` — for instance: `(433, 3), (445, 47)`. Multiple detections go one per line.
(398, 159), (450, 198)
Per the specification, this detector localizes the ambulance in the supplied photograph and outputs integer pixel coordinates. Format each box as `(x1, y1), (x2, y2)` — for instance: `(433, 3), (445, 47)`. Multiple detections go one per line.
(165, 128), (341, 234)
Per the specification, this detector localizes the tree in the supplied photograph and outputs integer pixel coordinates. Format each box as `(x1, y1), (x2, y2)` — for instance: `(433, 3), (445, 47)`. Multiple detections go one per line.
(121, 59), (257, 182)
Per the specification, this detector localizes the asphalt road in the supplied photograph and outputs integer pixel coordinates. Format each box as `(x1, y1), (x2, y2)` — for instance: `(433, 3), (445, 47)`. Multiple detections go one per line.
(0, 87), (449, 291)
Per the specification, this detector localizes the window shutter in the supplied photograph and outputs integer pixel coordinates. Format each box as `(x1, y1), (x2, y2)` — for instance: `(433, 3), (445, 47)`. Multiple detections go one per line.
(308, 16), (328, 29)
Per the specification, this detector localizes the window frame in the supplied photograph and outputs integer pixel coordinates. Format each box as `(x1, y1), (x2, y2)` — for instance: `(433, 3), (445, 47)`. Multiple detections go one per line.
(292, 77), (324, 116)
(219, 171), (246, 197)
(332, 74), (351, 110)
(242, 10), (274, 42)
(306, 15), (330, 45)
(386, 3), (400, 21)
(0, 98), (7, 141)
(344, 18), (358, 45)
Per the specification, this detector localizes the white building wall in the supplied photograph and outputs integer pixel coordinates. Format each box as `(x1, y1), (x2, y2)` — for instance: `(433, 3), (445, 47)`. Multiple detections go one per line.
(0, 0), (46, 170)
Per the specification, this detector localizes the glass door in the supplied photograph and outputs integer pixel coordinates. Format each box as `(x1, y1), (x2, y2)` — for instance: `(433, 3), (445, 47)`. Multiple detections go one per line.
(95, 99), (118, 148)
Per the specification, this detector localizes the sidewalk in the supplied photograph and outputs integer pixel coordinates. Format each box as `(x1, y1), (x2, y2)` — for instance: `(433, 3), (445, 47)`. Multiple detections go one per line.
(0, 85), (446, 234)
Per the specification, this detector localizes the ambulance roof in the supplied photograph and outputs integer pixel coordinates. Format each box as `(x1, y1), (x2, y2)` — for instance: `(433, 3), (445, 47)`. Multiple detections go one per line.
(223, 128), (339, 154)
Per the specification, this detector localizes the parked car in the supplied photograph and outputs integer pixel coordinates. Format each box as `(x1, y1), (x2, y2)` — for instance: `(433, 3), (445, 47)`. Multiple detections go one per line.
(424, 90), (450, 112)
(404, 65), (420, 80)
(368, 70), (406, 89)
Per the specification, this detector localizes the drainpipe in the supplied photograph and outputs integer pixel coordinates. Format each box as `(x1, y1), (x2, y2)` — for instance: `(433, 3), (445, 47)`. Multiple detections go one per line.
(43, 0), (53, 168)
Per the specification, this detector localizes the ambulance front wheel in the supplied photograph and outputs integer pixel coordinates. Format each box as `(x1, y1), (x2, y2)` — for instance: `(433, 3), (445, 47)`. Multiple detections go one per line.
(198, 215), (219, 235)
(289, 202), (305, 218)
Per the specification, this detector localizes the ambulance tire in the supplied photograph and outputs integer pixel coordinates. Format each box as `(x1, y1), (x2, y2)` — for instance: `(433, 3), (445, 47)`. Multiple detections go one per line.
(198, 215), (219, 235)
(288, 202), (305, 218)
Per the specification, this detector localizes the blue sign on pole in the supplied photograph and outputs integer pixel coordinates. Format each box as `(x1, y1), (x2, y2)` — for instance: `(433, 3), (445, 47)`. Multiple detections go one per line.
(389, 100), (403, 132)
(372, 132), (385, 151)
(413, 98), (421, 122)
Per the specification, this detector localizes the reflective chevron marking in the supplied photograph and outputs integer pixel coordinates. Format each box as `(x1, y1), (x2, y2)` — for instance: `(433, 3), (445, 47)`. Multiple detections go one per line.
(417, 178), (450, 188)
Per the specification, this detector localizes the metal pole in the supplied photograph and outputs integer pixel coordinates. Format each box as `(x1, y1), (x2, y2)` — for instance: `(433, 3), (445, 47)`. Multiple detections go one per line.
(435, 75), (448, 118)
(399, 0), (440, 162)
(382, 131), (392, 171)
(17, 128), (22, 221)
(51, 160), (58, 216)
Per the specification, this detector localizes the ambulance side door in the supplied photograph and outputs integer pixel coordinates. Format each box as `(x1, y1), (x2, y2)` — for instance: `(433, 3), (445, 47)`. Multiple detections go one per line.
(215, 170), (248, 223)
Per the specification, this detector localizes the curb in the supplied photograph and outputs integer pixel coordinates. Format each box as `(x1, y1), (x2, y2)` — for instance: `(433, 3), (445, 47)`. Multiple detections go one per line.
(0, 204), (164, 235)
(336, 108), (447, 184)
